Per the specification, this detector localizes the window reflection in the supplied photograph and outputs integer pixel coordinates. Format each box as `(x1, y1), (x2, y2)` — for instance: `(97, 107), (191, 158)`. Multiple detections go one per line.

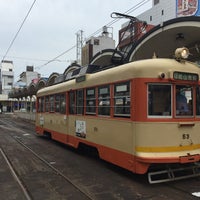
(196, 87), (200, 116)
(148, 84), (171, 116)
(176, 85), (193, 116)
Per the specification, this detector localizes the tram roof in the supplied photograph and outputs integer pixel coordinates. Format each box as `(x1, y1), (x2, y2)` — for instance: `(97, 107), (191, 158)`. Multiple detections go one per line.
(37, 58), (200, 97)
(127, 16), (200, 62)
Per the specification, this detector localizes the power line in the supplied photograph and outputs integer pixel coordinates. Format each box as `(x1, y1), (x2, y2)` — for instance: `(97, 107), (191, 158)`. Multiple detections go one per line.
(2, 0), (37, 62)
(35, 45), (76, 70)
(86, 0), (151, 40)
(37, 0), (151, 71)
(17, 0), (150, 72)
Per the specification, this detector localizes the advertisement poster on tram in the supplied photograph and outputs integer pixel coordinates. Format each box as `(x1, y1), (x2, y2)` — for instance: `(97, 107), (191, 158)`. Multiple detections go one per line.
(177, 0), (200, 17)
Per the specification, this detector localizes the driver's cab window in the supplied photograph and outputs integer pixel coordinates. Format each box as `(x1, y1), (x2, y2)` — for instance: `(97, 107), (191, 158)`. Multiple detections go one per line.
(176, 85), (193, 116)
(148, 84), (171, 117)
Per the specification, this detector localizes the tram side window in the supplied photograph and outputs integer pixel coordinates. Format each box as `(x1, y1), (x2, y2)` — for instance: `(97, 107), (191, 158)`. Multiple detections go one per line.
(196, 87), (200, 116)
(60, 94), (66, 114)
(86, 88), (96, 114)
(41, 97), (45, 112)
(38, 98), (41, 112)
(69, 91), (76, 114)
(114, 81), (130, 117)
(55, 95), (60, 112)
(45, 96), (49, 112)
(38, 97), (44, 112)
(55, 93), (66, 114)
(49, 95), (55, 112)
(98, 85), (110, 116)
(148, 84), (171, 116)
(76, 89), (84, 114)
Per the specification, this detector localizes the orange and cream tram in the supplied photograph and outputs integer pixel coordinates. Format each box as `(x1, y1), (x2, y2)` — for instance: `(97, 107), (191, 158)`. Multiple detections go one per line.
(36, 48), (200, 183)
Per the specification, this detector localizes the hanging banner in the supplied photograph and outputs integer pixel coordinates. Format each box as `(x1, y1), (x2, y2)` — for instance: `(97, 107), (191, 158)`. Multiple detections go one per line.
(177, 0), (200, 17)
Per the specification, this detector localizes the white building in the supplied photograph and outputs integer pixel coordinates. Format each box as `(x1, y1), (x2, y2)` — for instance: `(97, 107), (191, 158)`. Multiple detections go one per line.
(0, 60), (14, 95)
(19, 66), (40, 86)
(138, 0), (200, 25)
(82, 26), (115, 66)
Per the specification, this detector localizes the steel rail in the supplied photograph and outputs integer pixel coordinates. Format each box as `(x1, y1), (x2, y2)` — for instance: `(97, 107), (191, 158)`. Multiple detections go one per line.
(13, 136), (95, 200)
(0, 147), (32, 200)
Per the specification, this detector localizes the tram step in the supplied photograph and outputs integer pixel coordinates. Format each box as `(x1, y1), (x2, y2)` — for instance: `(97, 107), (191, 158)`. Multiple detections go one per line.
(148, 163), (200, 184)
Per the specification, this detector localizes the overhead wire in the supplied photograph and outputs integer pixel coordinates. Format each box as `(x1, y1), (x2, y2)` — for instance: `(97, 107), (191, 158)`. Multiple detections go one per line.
(86, 0), (151, 40)
(35, 45), (76, 70)
(5, 0), (151, 72)
(36, 0), (151, 71)
(2, 0), (37, 62)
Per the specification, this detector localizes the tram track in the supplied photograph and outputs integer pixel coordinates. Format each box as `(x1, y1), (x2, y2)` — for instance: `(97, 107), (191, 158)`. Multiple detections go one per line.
(0, 147), (32, 200)
(12, 135), (95, 200)
(1, 114), (200, 199)
(0, 116), (95, 200)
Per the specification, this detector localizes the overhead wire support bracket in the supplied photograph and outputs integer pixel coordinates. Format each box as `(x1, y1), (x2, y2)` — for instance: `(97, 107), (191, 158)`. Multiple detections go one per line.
(111, 12), (139, 22)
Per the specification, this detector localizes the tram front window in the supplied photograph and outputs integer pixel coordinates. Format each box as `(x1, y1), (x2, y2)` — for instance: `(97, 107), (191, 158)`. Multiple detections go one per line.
(196, 86), (200, 116)
(176, 85), (193, 116)
(148, 84), (171, 116)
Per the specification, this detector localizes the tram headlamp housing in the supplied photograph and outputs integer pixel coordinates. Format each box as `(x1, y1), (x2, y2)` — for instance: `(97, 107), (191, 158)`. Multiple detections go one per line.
(175, 47), (189, 60)
(158, 72), (165, 79)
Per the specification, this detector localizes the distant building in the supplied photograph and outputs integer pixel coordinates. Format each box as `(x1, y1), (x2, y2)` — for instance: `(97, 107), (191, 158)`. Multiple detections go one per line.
(138, 0), (200, 26)
(18, 66), (40, 86)
(119, 0), (200, 53)
(0, 60), (14, 112)
(82, 26), (115, 66)
(0, 60), (14, 95)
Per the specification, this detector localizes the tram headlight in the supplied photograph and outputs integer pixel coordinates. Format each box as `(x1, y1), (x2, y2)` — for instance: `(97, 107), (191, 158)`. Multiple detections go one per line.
(175, 47), (189, 59)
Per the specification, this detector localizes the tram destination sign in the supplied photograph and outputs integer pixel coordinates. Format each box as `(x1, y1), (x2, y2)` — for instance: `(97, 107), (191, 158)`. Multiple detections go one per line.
(173, 71), (199, 81)
(76, 75), (86, 83)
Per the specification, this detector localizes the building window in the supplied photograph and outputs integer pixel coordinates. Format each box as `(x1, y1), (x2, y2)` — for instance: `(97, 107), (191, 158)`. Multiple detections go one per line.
(94, 39), (99, 45)
(154, 0), (159, 5)
(150, 16), (152, 21)
(162, 9), (164, 15)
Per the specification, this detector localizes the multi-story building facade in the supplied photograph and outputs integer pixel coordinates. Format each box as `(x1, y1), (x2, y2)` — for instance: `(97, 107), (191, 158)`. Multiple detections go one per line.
(82, 26), (115, 66)
(18, 66), (40, 86)
(0, 60), (14, 112)
(138, 0), (200, 25)
(118, 0), (200, 54)
(0, 60), (14, 95)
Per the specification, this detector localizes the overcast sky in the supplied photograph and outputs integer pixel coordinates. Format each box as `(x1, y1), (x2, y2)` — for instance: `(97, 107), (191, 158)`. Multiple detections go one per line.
(0, 0), (151, 81)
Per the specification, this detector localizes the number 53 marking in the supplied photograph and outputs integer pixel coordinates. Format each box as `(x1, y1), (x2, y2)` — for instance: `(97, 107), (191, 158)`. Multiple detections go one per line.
(182, 133), (190, 139)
